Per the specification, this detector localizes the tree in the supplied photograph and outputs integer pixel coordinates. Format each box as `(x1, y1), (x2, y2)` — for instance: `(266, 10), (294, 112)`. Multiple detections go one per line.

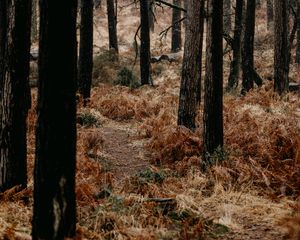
(203, 0), (223, 166)
(171, 0), (182, 52)
(224, 0), (232, 34)
(140, 0), (151, 85)
(78, 0), (94, 104)
(107, 0), (118, 53)
(31, 0), (38, 42)
(267, 0), (274, 30)
(149, 0), (155, 32)
(274, 0), (289, 94)
(296, 0), (300, 63)
(177, 0), (204, 130)
(227, 0), (244, 89)
(32, 0), (77, 238)
(241, 0), (262, 94)
(0, 0), (31, 192)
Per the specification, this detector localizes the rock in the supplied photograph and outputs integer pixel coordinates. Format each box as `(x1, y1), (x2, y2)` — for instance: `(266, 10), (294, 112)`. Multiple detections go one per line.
(289, 82), (300, 92)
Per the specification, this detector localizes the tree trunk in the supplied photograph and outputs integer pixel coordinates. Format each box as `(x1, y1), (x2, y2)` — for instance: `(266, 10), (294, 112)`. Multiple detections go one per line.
(171, 0), (182, 52)
(107, 0), (118, 53)
(224, 0), (232, 34)
(32, 0), (77, 238)
(227, 0), (244, 89)
(274, 0), (289, 94)
(296, 0), (300, 63)
(267, 0), (274, 30)
(177, 0), (204, 130)
(203, 0), (223, 165)
(140, 0), (151, 85)
(183, 0), (188, 27)
(148, 0), (155, 32)
(0, 0), (31, 192)
(241, 0), (257, 94)
(78, 0), (94, 103)
(31, 0), (38, 42)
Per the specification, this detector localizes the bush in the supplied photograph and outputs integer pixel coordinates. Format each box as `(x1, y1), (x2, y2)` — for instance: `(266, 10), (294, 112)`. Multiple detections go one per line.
(92, 49), (119, 85)
(114, 67), (140, 89)
(77, 111), (101, 128)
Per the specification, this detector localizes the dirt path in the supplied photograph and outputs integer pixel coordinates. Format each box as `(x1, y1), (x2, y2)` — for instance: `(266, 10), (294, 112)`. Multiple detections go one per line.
(98, 122), (150, 182)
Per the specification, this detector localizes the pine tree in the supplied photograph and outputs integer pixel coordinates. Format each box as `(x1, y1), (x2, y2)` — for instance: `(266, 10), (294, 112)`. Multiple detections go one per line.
(32, 0), (77, 238)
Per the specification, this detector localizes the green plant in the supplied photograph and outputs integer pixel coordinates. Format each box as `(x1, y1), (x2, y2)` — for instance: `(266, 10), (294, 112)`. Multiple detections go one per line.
(203, 146), (229, 169)
(92, 49), (119, 85)
(136, 168), (165, 184)
(77, 111), (101, 128)
(114, 67), (140, 88)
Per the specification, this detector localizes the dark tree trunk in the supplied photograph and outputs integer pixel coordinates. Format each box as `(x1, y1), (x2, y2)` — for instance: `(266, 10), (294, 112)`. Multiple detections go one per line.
(78, 0), (94, 102)
(177, 0), (204, 130)
(107, 0), (118, 53)
(203, 0), (223, 165)
(171, 0), (182, 52)
(267, 0), (274, 30)
(32, 0), (77, 238)
(241, 0), (259, 94)
(140, 0), (151, 85)
(274, 0), (289, 94)
(227, 0), (244, 89)
(224, 0), (232, 34)
(0, 0), (31, 192)
(296, 0), (300, 63)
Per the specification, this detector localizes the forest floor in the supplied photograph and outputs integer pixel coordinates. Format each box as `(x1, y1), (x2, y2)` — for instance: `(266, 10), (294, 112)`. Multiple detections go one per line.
(1, 1), (300, 239)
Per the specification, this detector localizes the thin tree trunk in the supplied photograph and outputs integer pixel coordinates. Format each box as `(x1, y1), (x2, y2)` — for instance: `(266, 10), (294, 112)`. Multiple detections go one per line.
(107, 0), (118, 53)
(0, 0), (31, 192)
(227, 0), (244, 89)
(267, 0), (274, 30)
(171, 0), (182, 52)
(78, 0), (94, 103)
(274, 0), (289, 94)
(203, 0), (223, 165)
(241, 0), (258, 94)
(31, 0), (38, 42)
(140, 0), (151, 85)
(177, 0), (204, 130)
(296, 0), (300, 63)
(149, 0), (155, 32)
(224, 0), (232, 34)
(32, 0), (77, 238)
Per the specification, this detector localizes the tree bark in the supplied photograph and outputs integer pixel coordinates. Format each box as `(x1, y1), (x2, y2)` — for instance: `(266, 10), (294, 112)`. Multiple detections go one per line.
(227, 0), (244, 89)
(32, 0), (77, 238)
(224, 0), (232, 34)
(267, 0), (274, 30)
(31, 0), (38, 42)
(177, 0), (204, 130)
(107, 0), (118, 53)
(78, 0), (94, 102)
(171, 0), (182, 52)
(140, 0), (151, 85)
(203, 0), (223, 165)
(0, 0), (31, 192)
(274, 0), (289, 94)
(296, 0), (300, 63)
(241, 0), (259, 94)
(149, 0), (155, 32)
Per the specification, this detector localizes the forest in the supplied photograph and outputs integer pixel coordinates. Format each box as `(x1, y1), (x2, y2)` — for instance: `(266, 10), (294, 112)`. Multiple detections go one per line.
(0, 0), (300, 239)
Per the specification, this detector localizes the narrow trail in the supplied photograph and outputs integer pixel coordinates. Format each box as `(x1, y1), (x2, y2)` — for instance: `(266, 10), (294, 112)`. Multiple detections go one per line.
(98, 121), (151, 182)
